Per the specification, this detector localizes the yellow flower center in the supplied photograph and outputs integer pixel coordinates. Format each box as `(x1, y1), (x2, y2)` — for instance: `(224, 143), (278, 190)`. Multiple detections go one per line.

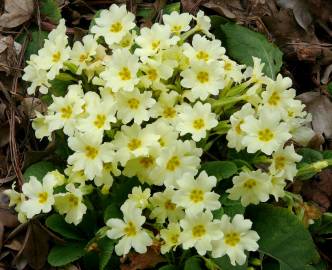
(124, 221), (137, 237)
(158, 138), (165, 147)
(170, 233), (179, 244)
(258, 128), (274, 142)
(128, 138), (142, 151)
(52, 51), (61, 62)
(268, 91), (281, 106)
(120, 38), (131, 48)
(164, 199), (176, 210)
(243, 179), (257, 189)
(166, 156), (181, 171)
(151, 40), (160, 50)
(79, 53), (88, 62)
(196, 71), (209, 83)
(224, 62), (233, 71)
(118, 67), (131, 80)
(224, 232), (240, 246)
(171, 25), (182, 34)
(190, 189), (204, 203)
(85, 146), (99, 159)
(147, 69), (158, 81)
(127, 98), (140, 109)
(193, 118), (205, 130)
(68, 194), (79, 206)
(139, 156), (154, 168)
(196, 51), (209, 61)
(104, 163), (113, 171)
(93, 114), (106, 129)
(192, 224), (206, 238)
(235, 120), (244, 135)
(38, 192), (48, 203)
(163, 107), (176, 119)
(60, 105), (73, 119)
(109, 21), (123, 33)
(275, 156), (286, 170)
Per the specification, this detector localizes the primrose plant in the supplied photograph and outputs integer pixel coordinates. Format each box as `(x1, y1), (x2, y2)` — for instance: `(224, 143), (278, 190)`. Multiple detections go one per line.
(5, 4), (315, 268)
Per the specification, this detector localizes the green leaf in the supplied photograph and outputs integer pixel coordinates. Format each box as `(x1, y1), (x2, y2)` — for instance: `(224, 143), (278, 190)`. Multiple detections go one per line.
(312, 212), (332, 235)
(322, 150), (332, 159)
(98, 237), (115, 270)
(103, 203), (122, 223)
(46, 214), (83, 240)
(221, 195), (245, 217)
(159, 265), (177, 270)
(246, 204), (320, 270)
(21, 29), (48, 60)
(200, 161), (238, 181)
(48, 242), (86, 267)
(219, 23), (283, 79)
(39, 0), (61, 23)
(137, 7), (154, 19)
(23, 161), (55, 182)
(327, 82), (332, 96)
(184, 257), (202, 270)
(163, 3), (180, 14)
(111, 176), (141, 204)
(297, 148), (323, 164)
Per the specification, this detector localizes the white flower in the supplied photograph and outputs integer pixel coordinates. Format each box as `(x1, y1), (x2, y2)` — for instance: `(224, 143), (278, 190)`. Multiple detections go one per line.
(160, 223), (182, 254)
(77, 96), (116, 136)
(162, 11), (192, 35)
(227, 170), (272, 206)
(125, 186), (151, 209)
(123, 146), (160, 185)
(91, 4), (135, 47)
(173, 171), (220, 215)
(241, 108), (291, 155)
(182, 34), (225, 63)
(115, 89), (155, 124)
(211, 214), (259, 265)
(4, 187), (27, 223)
(112, 124), (160, 166)
(65, 165), (88, 184)
(149, 188), (184, 223)
(180, 61), (225, 101)
(21, 176), (56, 218)
(150, 91), (180, 125)
(94, 162), (120, 194)
(23, 56), (50, 95)
(54, 184), (87, 225)
(156, 140), (202, 187)
(269, 145), (302, 180)
(146, 119), (179, 148)
(180, 211), (222, 255)
(106, 202), (153, 256)
(270, 175), (287, 201)
(67, 132), (114, 179)
(100, 49), (140, 92)
(222, 56), (245, 83)
(194, 11), (212, 36)
(47, 85), (84, 136)
(176, 102), (218, 141)
(44, 170), (66, 187)
(70, 35), (98, 74)
(37, 19), (71, 80)
(139, 58), (175, 91)
(110, 31), (137, 50)
(135, 23), (179, 59)
(262, 74), (294, 113)
(226, 103), (256, 152)
(32, 112), (52, 140)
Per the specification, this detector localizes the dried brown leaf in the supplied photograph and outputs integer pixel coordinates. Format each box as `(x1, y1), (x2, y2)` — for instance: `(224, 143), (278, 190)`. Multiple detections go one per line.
(0, 35), (19, 75)
(293, 1), (313, 30)
(0, 0), (34, 28)
(298, 92), (332, 139)
(202, 1), (236, 19)
(120, 244), (166, 270)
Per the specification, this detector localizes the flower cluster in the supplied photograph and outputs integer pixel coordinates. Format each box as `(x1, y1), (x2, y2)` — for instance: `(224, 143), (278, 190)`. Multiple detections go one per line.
(6, 4), (314, 266)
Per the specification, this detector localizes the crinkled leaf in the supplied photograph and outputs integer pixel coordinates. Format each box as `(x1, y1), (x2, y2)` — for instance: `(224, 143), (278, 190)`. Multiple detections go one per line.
(219, 23), (283, 79)
(103, 203), (122, 223)
(48, 242), (86, 267)
(23, 161), (55, 182)
(98, 238), (115, 270)
(212, 256), (247, 270)
(159, 265), (177, 270)
(163, 3), (180, 14)
(22, 29), (48, 60)
(200, 161), (238, 181)
(45, 214), (83, 241)
(297, 148), (323, 164)
(39, 0), (61, 23)
(246, 204), (320, 270)
(184, 257), (202, 270)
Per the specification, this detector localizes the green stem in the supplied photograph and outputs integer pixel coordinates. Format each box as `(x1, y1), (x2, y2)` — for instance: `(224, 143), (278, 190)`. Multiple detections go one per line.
(211, 95), (246, 109)
(296, 159), (332, 178)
